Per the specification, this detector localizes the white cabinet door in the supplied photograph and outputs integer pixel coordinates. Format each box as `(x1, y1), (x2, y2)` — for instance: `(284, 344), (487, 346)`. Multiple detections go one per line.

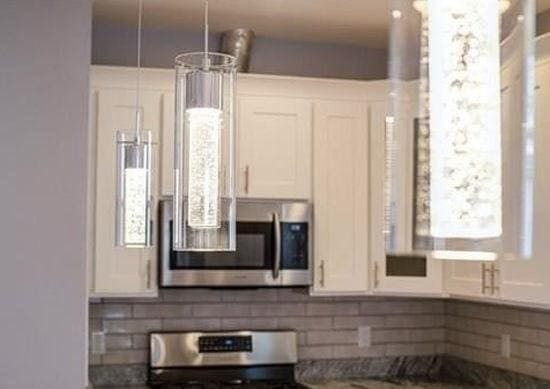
(444, 261), (485, 297)
(312, 100), (369, 293)
(499, 63), (550, 303)
(237, 96), (311, 199)
(369, 101), (443, 295)
(160, 91), (175, 196)
(91, 88), (161, 296)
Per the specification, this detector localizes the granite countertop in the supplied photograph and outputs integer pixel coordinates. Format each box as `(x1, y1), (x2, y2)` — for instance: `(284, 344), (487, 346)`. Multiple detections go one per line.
(92, 378), (483, 388)
(304, 378), (484, 388)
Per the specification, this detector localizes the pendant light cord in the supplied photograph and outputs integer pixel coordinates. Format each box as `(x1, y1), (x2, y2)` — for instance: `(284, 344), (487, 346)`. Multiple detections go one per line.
(204, 0), (210, 70)
(135, 0), (143, 138)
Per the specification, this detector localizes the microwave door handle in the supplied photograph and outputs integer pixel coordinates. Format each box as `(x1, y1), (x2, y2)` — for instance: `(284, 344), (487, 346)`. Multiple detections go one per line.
(273, 212), (281, 279)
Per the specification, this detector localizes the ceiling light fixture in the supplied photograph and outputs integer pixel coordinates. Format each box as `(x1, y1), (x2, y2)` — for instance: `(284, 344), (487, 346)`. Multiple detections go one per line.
(115, 0), (154, 248)
(173, 0), (238, 251)
(386, 0), (536, 261)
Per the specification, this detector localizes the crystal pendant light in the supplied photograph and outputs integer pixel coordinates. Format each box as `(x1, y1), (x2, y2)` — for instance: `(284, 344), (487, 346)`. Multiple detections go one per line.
(386, 0), (536, 260)
(173, 0), (237, 251)
(115, 0), (154, 248)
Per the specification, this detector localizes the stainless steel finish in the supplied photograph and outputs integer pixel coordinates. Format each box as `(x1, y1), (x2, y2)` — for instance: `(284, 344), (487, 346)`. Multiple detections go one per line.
(163, 269), (281, 287)
(159, 198), (312, 287)
(150, 331), (297, 368)
(220, 29), (255, 72)
(244, 165), (250, 194)
(273, 212), (281, 279)
(281, 269), (311, 286)
(319, 260), (325, 287)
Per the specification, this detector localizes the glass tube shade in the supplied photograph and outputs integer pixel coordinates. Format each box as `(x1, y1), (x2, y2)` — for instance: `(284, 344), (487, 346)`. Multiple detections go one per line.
(386, 0), (536, 260)
(174, 52), (237, 251)
(115, 130), (153, 248)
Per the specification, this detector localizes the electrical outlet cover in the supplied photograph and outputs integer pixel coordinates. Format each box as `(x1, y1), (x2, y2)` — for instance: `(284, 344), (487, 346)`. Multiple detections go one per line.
(358, 326), (371, 348)
(501, 334), (511, 358)
(91, 331), (106, 355)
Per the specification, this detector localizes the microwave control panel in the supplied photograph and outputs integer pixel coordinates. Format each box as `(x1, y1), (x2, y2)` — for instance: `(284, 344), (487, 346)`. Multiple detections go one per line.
(281, 223), (308, 269)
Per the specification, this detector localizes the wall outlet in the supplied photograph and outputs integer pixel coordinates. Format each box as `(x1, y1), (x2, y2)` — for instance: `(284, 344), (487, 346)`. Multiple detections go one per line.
(91, 331), (106, 355)
(358, 326), (371, 348)
(501, 334), (511, 358)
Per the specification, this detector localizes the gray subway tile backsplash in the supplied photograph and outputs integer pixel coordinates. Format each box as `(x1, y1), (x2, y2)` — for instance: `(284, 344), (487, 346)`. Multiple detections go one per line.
(89, 289), (550, 383)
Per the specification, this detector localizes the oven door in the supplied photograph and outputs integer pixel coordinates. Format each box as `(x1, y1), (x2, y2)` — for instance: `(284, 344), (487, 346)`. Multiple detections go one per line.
(160, 199), (282, 287)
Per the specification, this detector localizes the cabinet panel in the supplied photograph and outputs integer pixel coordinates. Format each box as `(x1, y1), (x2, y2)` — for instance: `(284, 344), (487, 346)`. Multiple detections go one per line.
(313, 101), (368, 293)
(160, 92), (175, 196)
(369, 101), (443, 294)
(500, 64), (550, 303)
(444, 261), (484, 297)
(237, 96), (311, 199)
(92, 88), (160, 296)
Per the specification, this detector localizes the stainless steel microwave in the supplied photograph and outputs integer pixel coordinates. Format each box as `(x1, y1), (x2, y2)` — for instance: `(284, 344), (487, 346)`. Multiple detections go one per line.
(159, 198), (312, 287)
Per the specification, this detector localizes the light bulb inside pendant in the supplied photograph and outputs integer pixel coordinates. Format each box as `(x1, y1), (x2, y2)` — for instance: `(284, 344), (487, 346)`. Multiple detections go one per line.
(186, 107), (223, 229)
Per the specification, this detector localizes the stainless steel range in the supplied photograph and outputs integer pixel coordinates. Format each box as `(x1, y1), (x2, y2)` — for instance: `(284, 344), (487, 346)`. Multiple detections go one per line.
(149, 330), (307, 389)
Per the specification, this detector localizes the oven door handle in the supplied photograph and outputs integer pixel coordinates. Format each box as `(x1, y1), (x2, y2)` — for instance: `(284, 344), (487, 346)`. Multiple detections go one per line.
(273, 212), (281, 279)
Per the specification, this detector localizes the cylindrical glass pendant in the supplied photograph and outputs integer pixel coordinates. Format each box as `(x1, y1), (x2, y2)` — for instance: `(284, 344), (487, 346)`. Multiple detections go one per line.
(386, 0), (536, 260)
(115, 130), (153, 247)
(174, 52), (237, 251)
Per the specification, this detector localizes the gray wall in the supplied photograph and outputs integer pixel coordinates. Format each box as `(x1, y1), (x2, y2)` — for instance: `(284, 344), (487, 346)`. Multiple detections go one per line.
(0, 1), (91, 388)
(92, 22), (388, 80)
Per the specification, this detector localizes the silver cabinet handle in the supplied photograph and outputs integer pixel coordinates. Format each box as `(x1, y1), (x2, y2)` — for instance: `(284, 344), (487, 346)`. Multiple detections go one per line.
(244, 165), (250, 195)
(491, 264), (500, 295)
(272, 212), (281, 279)
(146, 259), (152, 290)
(481, 263), (491, 294)
(374, 262), (380, 288)
(319, 260), (325, 288)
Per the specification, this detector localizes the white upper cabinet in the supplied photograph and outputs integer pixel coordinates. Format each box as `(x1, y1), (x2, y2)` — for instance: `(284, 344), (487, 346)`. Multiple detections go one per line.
(312, 100), (369, 293)
(369, 99), (443, 295)
(91, 86), (162, 296)
(499, 61), (550, 304)
(160, 92), (175, 196)
(237, 96), (311, 199)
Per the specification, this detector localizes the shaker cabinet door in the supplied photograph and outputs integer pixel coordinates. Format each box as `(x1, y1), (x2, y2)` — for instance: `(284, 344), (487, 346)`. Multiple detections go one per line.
(237, 96), (312, 199)
(312, 100), (369, 293)
(499, 63), (550, 304)
(369, 101), (443, 295)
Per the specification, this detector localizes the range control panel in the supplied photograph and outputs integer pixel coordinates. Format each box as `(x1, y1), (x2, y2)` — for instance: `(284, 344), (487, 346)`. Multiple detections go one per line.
(198, 335), (253, 353)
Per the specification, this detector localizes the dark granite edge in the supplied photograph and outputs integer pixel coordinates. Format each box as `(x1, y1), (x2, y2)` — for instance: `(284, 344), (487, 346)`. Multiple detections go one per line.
(441, 355), (550, 389)
(89, 354), (550, 388)
(295, 355), (443, 382)
(89, 364), (148, 386)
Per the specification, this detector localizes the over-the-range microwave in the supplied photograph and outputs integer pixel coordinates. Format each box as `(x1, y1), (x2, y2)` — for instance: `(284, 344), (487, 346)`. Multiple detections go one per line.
(159, 198), (312, 287)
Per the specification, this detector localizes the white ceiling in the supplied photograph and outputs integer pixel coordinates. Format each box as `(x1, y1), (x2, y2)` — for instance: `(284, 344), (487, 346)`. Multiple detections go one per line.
(93, 0), (550, 48)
